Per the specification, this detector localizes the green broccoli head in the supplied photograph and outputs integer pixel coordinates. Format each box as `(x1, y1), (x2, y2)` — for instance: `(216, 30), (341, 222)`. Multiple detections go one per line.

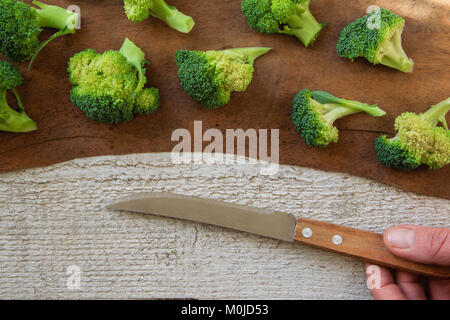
(0, 0), (79, 68)
(0, 60), (23, 90)
(375, 98), (450, 170)
(175, 47), (271, 109)
(337, 8), (413, 73)
(68, 38), (160, 124)
(241, 0), (323, 47)
(0, 60), (37, 133)
(374, 136), (421, 170)
(123, 0), (195, 33)
(292, 89), (386, 147)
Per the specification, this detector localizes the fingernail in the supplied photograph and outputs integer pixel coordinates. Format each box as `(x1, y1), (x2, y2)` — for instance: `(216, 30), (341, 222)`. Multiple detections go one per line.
(387, 228), (416, 249)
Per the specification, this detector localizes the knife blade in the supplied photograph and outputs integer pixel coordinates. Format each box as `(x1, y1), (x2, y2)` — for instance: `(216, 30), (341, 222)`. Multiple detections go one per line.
(107, 192), (297, 242)
(107, 192), (450, 279)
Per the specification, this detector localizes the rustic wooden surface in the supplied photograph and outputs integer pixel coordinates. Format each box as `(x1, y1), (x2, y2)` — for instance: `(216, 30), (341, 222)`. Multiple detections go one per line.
(0, 0), (449, 199)
(0, 153), (448, 299)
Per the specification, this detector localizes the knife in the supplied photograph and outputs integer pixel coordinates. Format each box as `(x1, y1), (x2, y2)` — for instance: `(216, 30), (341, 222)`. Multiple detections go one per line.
(107, 192), (450, 279)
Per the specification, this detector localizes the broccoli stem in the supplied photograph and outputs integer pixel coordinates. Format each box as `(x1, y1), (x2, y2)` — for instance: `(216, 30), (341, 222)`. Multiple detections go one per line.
(378, 27), (414, 73)
(334, 99), (386, 117)
(28, 1), (80, 70)
(282, 4), (322, 47)
(33, 1), (78, 32)
(312, 91), (386, 117)
(148, 0), (195, 33)
(322, 104), (364, 124)
(424, 97), (450, 128)
(218, 47), (272, 64)
(0, 89), (37, 133)
(119, 38), (148, 98)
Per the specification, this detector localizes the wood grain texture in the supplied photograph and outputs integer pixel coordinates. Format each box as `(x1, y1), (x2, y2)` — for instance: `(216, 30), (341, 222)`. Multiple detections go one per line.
(0, 0), (449, 199)
(0, 153), (448, 299)
(294, 218), (450, 279)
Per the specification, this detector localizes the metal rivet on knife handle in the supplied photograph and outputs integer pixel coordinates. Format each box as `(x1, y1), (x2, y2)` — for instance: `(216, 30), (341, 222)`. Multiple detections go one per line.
(332, 234), (343, 245)
(302, 227), (313, 238)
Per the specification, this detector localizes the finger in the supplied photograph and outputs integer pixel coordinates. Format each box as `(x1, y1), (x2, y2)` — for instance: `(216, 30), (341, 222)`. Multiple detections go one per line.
(428, 278), (450, 300)
(384, 225), (450, 266)
(395, 271), (427, 300)
(365, 263), (407, 300)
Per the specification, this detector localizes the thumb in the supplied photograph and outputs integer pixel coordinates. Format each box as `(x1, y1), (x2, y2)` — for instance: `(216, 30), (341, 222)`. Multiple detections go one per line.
(384, 225), (450, 266)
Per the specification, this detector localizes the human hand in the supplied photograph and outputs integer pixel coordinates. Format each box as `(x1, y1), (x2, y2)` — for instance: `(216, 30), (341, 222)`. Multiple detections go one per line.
(365, 225), (450, 300)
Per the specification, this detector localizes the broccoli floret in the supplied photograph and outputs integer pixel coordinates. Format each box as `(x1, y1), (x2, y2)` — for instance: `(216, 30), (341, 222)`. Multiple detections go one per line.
(68, 38), (160, 124)
(241, 0), (324, 47)
(375, 98), (450, 170)
(0, 60), (37, 133)
(175, 47), (270, 109)
(0, 0), (79, 69)
(292, 89), (386, 147)
(337, 8), (414, 73)
(123, 0), (195, 33)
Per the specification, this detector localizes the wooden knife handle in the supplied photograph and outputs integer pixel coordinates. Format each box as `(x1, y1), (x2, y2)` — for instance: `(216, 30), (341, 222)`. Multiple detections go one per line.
(294, 217), (450, 279)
